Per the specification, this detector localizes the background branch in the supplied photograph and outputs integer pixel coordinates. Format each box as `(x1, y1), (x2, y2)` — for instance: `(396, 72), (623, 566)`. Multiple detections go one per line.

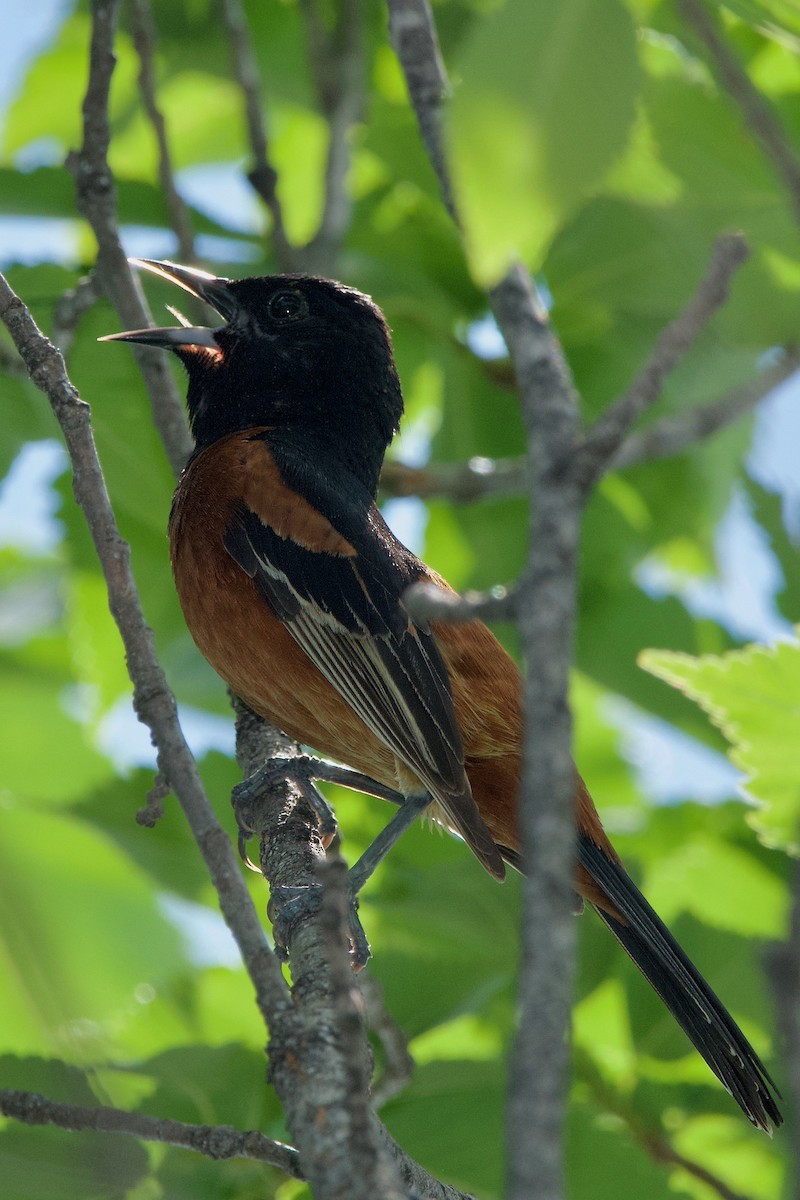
(0, 274), (287, 1030)
(387, 0), (458, 223)
(575, 232), (750, 488)
(66, 0), (192, 475)
(380, 346), (798, 504)
(299, 0), (363, 273)
(220, 0), (294, 270)
(129, 0), (195, 264)
(0, 1089), (302, 1177)
(677, 0), (800, 227)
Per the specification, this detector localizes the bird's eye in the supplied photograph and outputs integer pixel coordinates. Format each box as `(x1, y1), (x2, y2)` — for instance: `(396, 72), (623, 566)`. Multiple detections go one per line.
(266, 289), (308, 324)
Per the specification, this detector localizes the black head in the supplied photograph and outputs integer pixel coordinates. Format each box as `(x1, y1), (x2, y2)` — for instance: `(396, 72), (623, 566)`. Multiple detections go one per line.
(101, 259), (404, 494)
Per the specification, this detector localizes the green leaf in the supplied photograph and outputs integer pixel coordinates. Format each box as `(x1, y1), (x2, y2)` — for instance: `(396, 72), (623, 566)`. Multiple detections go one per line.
(448, 0), (639, 279)
(0, 803), (184, 1057)
(382, 1059), (506, 1197)
(643, 834), (787, 937)
(3, 14), (139, 161)
(641, 641), (800, 853)
(0, 655), (114, 804)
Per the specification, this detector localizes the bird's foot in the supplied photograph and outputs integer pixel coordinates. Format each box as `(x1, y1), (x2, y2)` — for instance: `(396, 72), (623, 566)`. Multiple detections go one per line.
(268, 882), (371, 968)
(232, 755), (339, 869)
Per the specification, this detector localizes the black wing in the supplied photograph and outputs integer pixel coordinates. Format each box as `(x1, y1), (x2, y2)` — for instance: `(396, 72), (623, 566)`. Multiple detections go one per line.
(223, 497), (504, 879)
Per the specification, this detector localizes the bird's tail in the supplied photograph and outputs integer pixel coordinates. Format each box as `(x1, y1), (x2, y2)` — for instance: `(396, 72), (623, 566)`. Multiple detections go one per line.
(579, 832), (781, 1132)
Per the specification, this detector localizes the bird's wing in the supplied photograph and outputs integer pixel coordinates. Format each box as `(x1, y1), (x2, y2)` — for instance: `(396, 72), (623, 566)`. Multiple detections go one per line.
(222, 471), (504, 879)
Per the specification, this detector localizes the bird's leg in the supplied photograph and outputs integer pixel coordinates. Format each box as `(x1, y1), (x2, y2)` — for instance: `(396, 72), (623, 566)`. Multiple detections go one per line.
(233, 756), (429, 967)
(232, 753), (405, 864)
(270, 794), (431, 967)
(347, 793), (432, 894)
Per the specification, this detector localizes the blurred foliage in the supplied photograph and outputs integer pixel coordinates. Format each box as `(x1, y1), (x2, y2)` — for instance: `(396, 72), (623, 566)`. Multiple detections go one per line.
(0, 0), (798, 1197)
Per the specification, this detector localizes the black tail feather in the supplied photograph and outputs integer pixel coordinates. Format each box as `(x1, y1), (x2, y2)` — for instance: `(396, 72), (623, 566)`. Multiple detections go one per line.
(579, 833), (782, 1132)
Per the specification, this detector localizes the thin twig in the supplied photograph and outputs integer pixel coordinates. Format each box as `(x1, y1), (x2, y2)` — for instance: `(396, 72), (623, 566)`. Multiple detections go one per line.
(380, 455), (527, 504)
(359, 973), (415, 1108)
(491, 264), (582, 1200)
(677, 0), (800, 227)
(299, 0), (364, 274)
(765, 860), (800, 1155)
(0, 274), (288, 1032)
(129, 0), (195, 263)
(65, 0), (192, 475)
(383, 351), (798, 505)
(220, 0), (293, 270)
(386, 0), (458, 223)
(0, 1089), (302, 1177)
(641, 1130), (755, 1200)
(612, 352), (800, 469)
(404, 580), (517, 624)
(575, 232), (750, 489)
(52, 271), (104, 359)
(575, 1054), (758, 1200)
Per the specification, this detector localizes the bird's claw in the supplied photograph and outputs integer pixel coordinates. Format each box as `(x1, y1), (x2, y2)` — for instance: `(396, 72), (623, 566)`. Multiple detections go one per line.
(267, 880), (372, 969)
(232, 755), (339, 850)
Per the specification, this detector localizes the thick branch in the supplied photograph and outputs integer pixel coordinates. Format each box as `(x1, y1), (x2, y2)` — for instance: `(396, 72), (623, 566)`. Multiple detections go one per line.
(66, 0), (191, 475)
(129, 0), (195, 263)
(575, 232), (750, 488)
(0, 1089), (302, 1177)
(677, 0), (800, 228)
(491, 265), (581, 1200)
(233, 702), (417, 1199)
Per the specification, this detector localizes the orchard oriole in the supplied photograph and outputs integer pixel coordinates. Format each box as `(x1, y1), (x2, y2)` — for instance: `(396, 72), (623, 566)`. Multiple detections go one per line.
(103, 258), (781, 1132)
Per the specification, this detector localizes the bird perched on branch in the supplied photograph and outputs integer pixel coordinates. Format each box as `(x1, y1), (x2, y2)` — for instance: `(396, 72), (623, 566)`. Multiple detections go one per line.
(103, 258), (781, 1132)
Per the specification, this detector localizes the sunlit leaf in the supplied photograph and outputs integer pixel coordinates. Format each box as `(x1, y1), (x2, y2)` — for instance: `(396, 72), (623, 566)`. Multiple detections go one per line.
(641, 640), (800, 852)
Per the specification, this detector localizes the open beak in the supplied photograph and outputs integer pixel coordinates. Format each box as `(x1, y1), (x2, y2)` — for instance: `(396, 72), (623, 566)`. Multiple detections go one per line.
(98, 258), (237, 349)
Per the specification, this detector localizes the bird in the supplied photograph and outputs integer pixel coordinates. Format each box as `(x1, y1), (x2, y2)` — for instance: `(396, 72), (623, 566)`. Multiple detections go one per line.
(102, 257), (781, 1132)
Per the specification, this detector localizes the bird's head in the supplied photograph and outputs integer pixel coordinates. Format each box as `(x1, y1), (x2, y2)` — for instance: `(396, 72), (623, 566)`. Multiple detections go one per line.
(102, 259), (404, 493)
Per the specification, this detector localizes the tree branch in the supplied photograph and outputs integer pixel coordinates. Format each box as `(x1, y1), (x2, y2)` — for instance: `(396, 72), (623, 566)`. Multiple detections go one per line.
(386, 0), (458, 223)
(380, 455), (527, 503)
(389, 4), (584, 1194)
(0, 1089), (302, 1177)
(232, 700), (421, 1200)
(491, 265), (582, 1200)
(358, 973), (415, 1108)
(575, 1055), (758, 1200)
(677, 0), (800, 228)
(129, 0), (195, 264)
(612, 351), (800, 469)
(404, 579), (517, 624)
(574, 232), (750, 489)
(220, 0), (294, 271)
(52, 270), (104, 360)
(298, 0), (364, 274)
(66, 0), (192, 476)
(0, 273), (287, 1033)
(381, 349), (799, 505)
